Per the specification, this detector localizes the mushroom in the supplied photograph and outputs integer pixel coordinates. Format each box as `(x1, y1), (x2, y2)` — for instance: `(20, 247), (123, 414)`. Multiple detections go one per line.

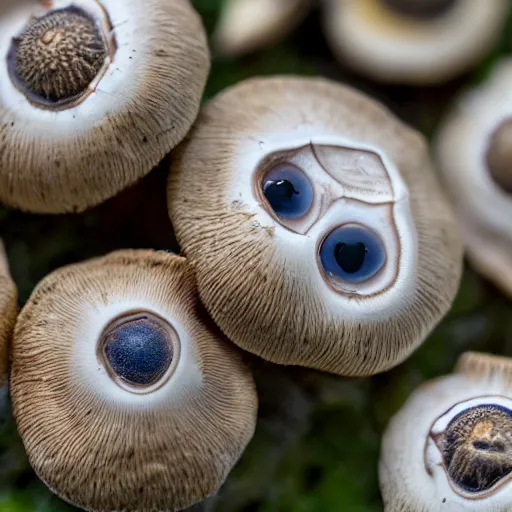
(437, 59), (512, 296)
(10, 250), (257, 512)
(380, 352), (512, 512)
(0, 0), (210, 214)
(0, 240), (17, 388)
(213, 0), (310, 57)
(167, 76), (463, 376)
(323, 0), (510, 85)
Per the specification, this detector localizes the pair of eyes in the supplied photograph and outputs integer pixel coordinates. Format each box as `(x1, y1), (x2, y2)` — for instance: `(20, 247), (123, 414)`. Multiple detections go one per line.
(262, 163), (386, 284)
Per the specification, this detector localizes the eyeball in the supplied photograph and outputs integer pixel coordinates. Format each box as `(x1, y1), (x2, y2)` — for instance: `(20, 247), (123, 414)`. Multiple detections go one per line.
(168, 76), (463, 376)
(381, 352), (512, 512)
(320, 224), (386, 286)
(262, 163), (313, 219)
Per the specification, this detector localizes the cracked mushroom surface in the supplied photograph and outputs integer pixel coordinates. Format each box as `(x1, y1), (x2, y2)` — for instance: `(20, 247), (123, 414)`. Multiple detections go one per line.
(323, 0), (510, 85)
(380, 352), (512, 512)
(168, 76), (463, 376)
(0, 0), (210, 213)
(10, 250), (257, 512)
(0, 240), (17, 388)
(437, 59), (512, 297)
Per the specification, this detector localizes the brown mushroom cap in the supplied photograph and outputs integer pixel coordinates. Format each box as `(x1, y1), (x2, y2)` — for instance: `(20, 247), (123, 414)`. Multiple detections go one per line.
(11, 250), (257, 512)
(0, 240), (17, 385)
(0, 0), (210, 213)
(168, 76), (463, 376)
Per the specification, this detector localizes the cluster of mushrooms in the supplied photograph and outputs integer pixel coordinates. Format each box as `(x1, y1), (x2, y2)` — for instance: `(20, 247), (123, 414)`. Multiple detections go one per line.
(0, 0), (512, 511)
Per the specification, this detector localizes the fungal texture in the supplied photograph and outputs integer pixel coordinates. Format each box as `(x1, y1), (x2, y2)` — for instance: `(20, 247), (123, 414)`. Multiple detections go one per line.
(168, 76), (463, 376)
(11, 250), (257, 512)
(381, 352), (512, 512)
(437, 59), (512, 297)
(0, 0), (210, 213)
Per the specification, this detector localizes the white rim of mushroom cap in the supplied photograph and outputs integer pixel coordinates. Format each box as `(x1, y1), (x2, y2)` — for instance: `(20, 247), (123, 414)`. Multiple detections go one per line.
(380, 352), (512, 512)
(437, 58), (512, 296)
(10, 250), (257, 512)
(0, 239), (17, 387)
(323, 0), (510, 84)
(168, 76), (463, 376)
(213, 0), (311, 56)
(0, 0), (210, 213)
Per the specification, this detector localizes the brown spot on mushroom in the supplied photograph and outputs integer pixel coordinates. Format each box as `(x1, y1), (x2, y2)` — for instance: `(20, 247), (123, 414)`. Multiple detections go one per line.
(8, 6), (107, 108)
(441, 405), (512, 493)
(486, 119), (512, 194)
(381, 0), (457, 19)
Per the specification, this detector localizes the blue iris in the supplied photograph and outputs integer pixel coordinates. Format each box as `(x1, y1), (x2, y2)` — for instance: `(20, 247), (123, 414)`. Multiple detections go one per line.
(320, 225), (386, 283)
(263, 164), (313, 219)
(104, 317), (173, 386)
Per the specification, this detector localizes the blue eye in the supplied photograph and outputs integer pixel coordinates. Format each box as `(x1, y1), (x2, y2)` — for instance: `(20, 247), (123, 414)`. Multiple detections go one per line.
(320, 225), (386, 283)
(262, 163), (313, 219)
(104, 315), (174, 386)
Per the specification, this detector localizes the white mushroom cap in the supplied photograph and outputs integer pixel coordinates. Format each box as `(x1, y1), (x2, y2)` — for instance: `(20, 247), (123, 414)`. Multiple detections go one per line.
(380, 352), (512, 512)
(11, 250), (257, 512)
(168, 76), (463, 376)
(213, 0), (310, 56)
(0, 239), (17, 386)
(323, 0), (510, 85)
(437, 59), (512, 296)
(0, 0), (210, 213)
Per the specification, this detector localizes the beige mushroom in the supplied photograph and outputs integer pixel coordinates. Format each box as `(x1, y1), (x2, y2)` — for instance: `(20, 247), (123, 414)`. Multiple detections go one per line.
(0, 0), (210, 213)
(0, 240), (17, 387)
(380, 352), (512, 512)
(437, 59), (512, 296)
(323, 0), (510, 84)
(168, 76), (463, 376)
(213, 0), (311, 56)
(10, 250), (257, 512)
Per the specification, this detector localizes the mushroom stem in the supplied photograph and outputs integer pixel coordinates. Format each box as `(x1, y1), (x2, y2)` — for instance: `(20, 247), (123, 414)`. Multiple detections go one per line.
(487, 119), (512, 194)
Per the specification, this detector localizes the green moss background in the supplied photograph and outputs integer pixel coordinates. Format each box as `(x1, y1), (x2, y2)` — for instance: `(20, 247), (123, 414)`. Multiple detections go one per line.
(1, 1), (512, 511)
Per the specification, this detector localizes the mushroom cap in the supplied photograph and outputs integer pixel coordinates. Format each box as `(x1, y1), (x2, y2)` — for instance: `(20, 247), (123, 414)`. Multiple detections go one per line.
(10, 250), (257, 512)
(213, 0), (310, 56)
(0, 0), (210, 214)
(167, 76), (463, 376)
(437, 59), (512, 297)
(380, 352), (512, 512)
(323, 0), (510, 85)
(0, 240), (17, 386)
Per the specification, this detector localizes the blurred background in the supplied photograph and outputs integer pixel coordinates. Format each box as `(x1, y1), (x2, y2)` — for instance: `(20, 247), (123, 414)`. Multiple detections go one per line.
(2, 0), (512, 510)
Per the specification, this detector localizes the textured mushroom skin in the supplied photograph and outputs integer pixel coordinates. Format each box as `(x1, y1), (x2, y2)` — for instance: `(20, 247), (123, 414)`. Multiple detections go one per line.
(0, 0), (210, 213)
(380, 352), (512, 512)
(168, 77), (463, 376)
(11, 250), (257, 512)
(0, 240), (17, 385)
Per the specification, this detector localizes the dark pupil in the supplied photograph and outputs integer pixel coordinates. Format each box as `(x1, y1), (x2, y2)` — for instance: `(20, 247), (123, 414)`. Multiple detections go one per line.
(264, 179), (298, 205)
(334, 242), (367, 274)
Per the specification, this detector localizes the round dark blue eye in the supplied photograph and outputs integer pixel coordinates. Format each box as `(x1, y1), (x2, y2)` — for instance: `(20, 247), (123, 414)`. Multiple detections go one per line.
(320, 225), (386, 284)
(262, 163), (313, 219)
(103, 314), (174, 386)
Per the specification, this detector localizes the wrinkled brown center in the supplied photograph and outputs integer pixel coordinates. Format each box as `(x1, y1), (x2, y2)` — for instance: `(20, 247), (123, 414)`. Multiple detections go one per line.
(487, 119), (512, 195)
(441, 405), (512, 494)
(381, 0), (457, 19)
(7, 6), (108, 109)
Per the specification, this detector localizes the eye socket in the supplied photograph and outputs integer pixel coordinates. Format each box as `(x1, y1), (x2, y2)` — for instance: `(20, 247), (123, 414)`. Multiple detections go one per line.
(262, 163), (313, 219)
(320, 224), (386, 284)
